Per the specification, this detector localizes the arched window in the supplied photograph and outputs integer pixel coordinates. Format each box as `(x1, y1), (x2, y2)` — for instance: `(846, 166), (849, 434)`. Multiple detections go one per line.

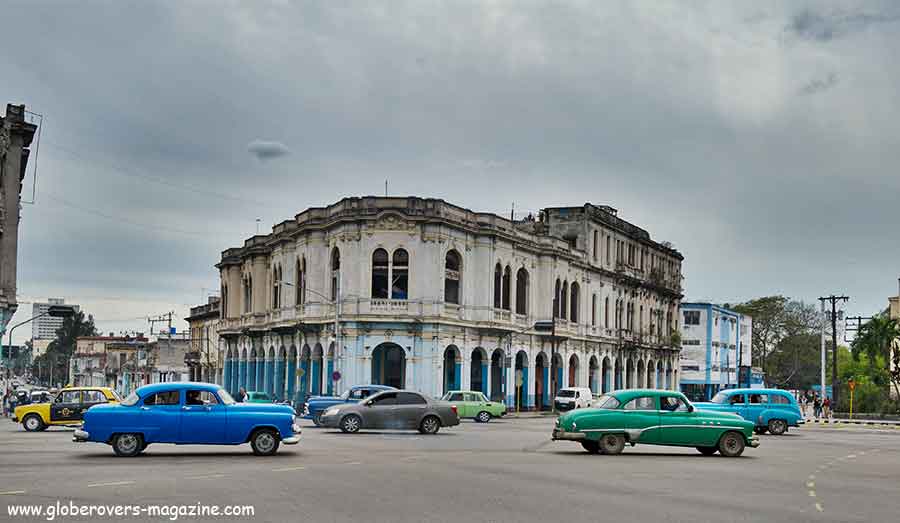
(272, 265), (282, 309)
(605, 297), (610, 328)
(515, 268), (528, 315)
(391, 249), (408, 299)
(493, 264), (502, 309)
(295, 257), (306, 305)
(331, 248), (340, 300)
(444, 250), (461, 305)
(501, 266), (511, 311)
(243, 274), (253, 313)
(569, 282), (579, 323)
(554, 278), (561, 318)
(591, 293), (597, 326)
(371, 248), (389, 299)
(560, 281), (568, 320)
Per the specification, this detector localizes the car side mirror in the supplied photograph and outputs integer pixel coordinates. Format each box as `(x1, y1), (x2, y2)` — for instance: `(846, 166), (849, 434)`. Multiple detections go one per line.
(365, 400), (373, 407)
(688, 405), (695, 413)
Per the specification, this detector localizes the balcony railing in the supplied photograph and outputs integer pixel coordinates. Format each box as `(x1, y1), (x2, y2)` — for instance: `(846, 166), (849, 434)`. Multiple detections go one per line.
(493, 309), (511, 322)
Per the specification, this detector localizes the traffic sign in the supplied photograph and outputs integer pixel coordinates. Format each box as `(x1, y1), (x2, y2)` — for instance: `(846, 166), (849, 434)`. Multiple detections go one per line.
(332, 371), (342, 382)
(296, 368), (305, 377)
(515, 369), (524, 387)
(848, 379), (856, 391)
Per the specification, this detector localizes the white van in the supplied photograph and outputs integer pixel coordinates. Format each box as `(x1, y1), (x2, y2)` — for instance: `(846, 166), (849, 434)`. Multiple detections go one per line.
(553, 387), (593, 411)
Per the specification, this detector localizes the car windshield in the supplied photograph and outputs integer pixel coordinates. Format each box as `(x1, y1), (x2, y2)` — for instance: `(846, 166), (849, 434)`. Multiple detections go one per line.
(339, 390), (352, 400)
(592, 395), (620, 409)
(477, 393), (489, 402)
(710, 392), (729, 404)
(557, 390), (576, 398)
(108, 389), (122, 401)
(217, 388), (235, 405)
(120, 391), (140, 406)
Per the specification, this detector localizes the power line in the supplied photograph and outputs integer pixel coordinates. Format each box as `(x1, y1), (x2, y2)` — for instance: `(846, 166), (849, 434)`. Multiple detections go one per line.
(41, 139), (267, 207)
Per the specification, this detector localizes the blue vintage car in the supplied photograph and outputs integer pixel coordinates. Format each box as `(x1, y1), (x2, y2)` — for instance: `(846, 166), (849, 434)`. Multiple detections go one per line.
(693, 388), (804, 435)
(303, 385), (396, 426)
(73, 382), (300, 456)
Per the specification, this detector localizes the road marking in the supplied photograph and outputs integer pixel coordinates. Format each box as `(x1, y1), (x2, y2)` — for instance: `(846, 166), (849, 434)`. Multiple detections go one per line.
(808, 474), (816, 480)
(185, 474), (225, 480)
(87, 481), (135, 488)
(815, 503), (823, 512)
(808, 491), (816, 498)
(806, 482), (815, 488)
(345, 461), (362, 465)
(271, 466), (306, 472)
(0, 490), (26, 495)
(859, 451), (866, 455)
(847, 454), (856, 459)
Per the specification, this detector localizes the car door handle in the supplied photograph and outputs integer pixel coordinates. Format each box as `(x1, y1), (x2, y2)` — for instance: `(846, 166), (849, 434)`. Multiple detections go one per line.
(182, 406), (191, 411)
(140, 406), (150, 411)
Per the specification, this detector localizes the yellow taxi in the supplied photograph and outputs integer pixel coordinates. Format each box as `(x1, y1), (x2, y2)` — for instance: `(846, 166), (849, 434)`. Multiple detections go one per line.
(13, 387), (121, 432)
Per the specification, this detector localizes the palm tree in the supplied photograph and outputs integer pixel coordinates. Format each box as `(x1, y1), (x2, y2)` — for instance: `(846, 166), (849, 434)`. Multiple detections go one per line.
(851, 314), (900, 398)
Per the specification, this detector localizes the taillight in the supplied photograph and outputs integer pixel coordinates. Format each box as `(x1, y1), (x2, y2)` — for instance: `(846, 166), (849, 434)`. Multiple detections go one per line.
(451, 405), (458, 415)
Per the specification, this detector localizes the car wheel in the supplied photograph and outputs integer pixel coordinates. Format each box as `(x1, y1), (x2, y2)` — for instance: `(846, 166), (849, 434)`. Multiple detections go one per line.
(767, 419), (787, 435)
(581, 440), (601, 454)
(754, 427), (768, 435)
(340, 414), (361, 434)
(250, 428), (280, 456)
(112, 433), (143, 457)
(598, 433), (625, 455)
(313, 412), (323, 427)
(22, 414), (44, 432)
(696, 446), (718, 456)
(718, 431), (746, 457)
(476, 411), (492, 423)
(419, 415), (441, 435)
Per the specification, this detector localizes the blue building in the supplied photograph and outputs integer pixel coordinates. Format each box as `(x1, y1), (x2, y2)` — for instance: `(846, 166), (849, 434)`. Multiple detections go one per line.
(678, 303), (753, 402)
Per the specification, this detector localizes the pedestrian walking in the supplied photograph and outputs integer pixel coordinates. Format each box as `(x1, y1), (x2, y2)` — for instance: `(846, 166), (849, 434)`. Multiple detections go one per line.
(823, 397), (831, 419)
(799, 393), (808, 418)
(2, 392), (9, 417)
(813, 395), (822, 419)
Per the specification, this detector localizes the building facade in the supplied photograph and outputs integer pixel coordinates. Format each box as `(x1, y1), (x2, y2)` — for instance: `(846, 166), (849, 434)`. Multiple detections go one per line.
(31, 298), (80, 340)
(215, 197), (684, 409)
(185, 296), (222, 383)
(678, 303), (752, 401)
(71, 336), (150, 390)
(0, 104), (37, 339)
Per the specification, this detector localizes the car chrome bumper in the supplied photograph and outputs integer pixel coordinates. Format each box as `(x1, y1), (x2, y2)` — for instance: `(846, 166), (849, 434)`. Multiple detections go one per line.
(796, 418), (806, 425)
(73, 429), (90, 442)
(748, 434), (760, 448)
(552, 428), (586, 441)
(282, 435), (300, 445)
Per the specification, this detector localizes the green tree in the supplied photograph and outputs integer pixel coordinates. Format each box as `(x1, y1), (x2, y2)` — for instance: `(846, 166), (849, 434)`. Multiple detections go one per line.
(851, 313), (900, 398)
(31, 311), (97, 386)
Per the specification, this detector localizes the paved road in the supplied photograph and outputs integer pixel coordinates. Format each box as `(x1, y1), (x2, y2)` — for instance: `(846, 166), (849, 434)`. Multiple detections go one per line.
(1, 417), (898, 522)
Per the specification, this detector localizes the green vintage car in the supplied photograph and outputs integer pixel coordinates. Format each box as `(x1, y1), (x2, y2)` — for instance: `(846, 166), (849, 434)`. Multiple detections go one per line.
(441, 391), (507, 422)
(552, 389), (759, 457)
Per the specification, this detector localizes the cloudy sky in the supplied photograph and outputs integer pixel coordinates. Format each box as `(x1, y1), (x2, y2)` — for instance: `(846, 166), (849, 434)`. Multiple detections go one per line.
(3, 1), (899, 343)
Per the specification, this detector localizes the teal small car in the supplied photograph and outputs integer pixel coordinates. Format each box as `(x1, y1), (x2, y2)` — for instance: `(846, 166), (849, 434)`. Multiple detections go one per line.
(246, 391), (273, 404)
(693, 388), (804, 435)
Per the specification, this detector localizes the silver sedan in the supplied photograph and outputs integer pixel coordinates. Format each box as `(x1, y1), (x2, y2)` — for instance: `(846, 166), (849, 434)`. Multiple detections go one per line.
(319, 390), (460, 434)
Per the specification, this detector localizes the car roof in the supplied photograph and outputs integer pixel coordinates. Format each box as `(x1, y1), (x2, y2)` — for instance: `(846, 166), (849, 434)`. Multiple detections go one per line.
(355, 384), (395, 390)
(445, 390), (485, 394)
(719, 388), (790, 395)
(60, 386), (115, 392)
(134, 382), (221, 396)
(610, 389), (685, 402)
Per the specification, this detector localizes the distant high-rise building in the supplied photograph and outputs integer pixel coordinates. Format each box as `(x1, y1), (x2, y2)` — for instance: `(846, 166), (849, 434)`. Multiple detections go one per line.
(32, 298), (80, 340)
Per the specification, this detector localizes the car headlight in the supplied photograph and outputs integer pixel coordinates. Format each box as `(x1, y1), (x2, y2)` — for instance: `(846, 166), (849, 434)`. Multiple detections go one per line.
(572, 421), (577, 431)
(555, 418), (560, 427)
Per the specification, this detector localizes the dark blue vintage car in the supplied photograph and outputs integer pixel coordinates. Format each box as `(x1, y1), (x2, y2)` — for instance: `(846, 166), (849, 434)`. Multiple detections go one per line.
(74, 382), (300, 456)
(303, 385), (396, 426)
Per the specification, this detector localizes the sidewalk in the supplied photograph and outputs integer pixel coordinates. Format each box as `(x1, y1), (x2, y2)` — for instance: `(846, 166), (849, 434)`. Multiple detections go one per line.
(804, 417), (900, 427)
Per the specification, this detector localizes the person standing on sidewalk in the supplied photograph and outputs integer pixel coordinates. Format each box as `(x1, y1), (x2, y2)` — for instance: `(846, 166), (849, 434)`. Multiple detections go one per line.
(823, 397), (831, 419)
(813, 395), (822, 419)
(799, 393), (808, 418)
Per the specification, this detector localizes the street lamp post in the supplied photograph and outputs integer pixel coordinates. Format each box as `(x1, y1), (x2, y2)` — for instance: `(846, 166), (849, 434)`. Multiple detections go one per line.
(3, 305), (75, 391)
(533, 318), (565, 414)
(277, 280), (340, 395)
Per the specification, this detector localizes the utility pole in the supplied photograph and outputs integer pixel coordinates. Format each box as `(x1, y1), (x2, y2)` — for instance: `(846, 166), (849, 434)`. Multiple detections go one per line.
(819, 295), (849, 406)
(844, 316), (872, 343)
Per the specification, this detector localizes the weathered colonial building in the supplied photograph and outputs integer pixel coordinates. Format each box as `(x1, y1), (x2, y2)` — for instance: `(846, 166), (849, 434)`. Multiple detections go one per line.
(0, 104), (38, 339)
(216, 197), (684, 409)
(185, 296), (222, 383)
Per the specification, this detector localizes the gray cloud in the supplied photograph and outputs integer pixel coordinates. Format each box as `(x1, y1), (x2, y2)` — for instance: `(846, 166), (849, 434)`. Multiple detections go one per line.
(785, 8), (900, 42)
(2, 1), (899, 342)
(798, 72), (839, 96)
(247, 140), (290, 160)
